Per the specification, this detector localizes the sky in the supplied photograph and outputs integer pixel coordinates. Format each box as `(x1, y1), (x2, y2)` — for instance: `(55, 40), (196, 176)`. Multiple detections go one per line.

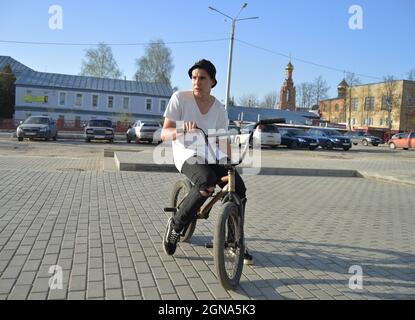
(1, 0), (414, 104)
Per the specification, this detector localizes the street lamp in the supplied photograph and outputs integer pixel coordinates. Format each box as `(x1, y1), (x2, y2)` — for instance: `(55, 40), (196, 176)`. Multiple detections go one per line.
(209, 3), (258, 109)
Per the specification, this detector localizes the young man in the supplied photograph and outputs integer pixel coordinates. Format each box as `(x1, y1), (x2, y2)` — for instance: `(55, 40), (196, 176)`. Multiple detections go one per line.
(161, 59), (253, 265)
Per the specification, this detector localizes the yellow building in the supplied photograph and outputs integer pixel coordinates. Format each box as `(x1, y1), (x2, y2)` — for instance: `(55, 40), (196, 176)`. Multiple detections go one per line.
(320, 80), (415, 137)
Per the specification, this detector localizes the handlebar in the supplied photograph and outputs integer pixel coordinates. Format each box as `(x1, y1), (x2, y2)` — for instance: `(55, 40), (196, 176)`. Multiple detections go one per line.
(184, 118), (286, 166)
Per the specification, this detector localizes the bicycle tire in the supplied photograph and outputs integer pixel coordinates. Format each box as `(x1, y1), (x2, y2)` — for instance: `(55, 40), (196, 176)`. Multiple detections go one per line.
(214, 201), (244, 290)
(170, 180), (197, 242)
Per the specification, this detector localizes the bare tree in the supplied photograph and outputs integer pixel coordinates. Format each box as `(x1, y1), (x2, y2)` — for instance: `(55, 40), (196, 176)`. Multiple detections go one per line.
(382, 75), (401, 139)
(296, 82), (314, 109)
(238, 94), (259, 107)
(345, 72), (361, 130)
(312, 75), (330, 106)
(80, 43), (123, 79)
(260, 92), (278, 109)
(407, 69), (415, 80)
(134, 39), (174, 86)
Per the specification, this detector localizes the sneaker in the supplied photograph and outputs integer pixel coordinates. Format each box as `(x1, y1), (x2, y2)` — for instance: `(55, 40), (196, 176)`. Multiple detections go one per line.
(163, 217), (181, 255)
(243, 250), (254, 265)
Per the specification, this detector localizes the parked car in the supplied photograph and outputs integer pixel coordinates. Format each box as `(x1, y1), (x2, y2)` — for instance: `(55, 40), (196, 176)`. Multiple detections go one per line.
(16, 116), (58, 142)
(388, 132), (415, 150)
(307, 128), (352, 151)
(279, 128), (319, 150)
(84, 119), (114, 143)
(235, 123), (281, 148)
(126, 120), (162, 144)
(343, 131), (383, 146)
(228, 124), (241, 144)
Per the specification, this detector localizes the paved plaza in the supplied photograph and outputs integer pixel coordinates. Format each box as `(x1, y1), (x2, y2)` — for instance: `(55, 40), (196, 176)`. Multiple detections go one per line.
(0, 137), (414, 300)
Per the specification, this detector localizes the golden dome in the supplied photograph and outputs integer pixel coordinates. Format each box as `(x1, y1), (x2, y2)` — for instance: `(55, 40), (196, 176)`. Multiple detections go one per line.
(285, 62), (294, 71)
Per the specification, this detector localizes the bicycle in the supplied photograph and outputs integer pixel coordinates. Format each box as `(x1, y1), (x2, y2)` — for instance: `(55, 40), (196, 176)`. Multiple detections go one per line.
(163, 118), (285, 290)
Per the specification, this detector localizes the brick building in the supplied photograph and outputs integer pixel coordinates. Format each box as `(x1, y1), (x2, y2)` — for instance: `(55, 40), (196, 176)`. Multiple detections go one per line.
(278, 61), (296, 111)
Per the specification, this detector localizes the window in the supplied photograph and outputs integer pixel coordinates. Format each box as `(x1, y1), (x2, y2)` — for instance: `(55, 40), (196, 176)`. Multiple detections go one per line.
(146, 98), (152, 111)
(75, 93), (82, 107)
(107, 96), (114, 108)
(381, 95), (392, 111)
(364, 97), (375, 111)
(380, 118), (384, 126)
(335, 104), (339, 112)
(92, 95), (98, 108)
(351, 98), (359, 111)
(160, 99), (167, 113)
(352, 118), (356, 125)
(123, 97), (129, 110)
(363, 118), (373, 126)
(59, 92), (66, 106)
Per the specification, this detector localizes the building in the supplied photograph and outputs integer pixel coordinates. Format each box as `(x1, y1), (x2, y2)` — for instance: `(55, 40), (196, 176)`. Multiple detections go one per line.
(228, 105), (319, 125)
(319, 79), (415, 137)
(0, 56), (173, 128)
(278, 61), (296, 111)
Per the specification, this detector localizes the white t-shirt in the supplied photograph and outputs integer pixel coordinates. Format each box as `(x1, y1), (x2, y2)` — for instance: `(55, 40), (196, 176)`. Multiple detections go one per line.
(163, 91), (229, 172)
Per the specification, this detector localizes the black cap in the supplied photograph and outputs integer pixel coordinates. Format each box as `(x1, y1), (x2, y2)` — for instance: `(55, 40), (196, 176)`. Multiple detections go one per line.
(188, 59), (217, 88)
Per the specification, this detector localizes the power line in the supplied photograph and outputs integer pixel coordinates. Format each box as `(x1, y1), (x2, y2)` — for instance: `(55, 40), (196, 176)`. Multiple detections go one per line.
(0, 37), (383, 80)
(235, 38), (382, 81)
(0, 38), (229, 46)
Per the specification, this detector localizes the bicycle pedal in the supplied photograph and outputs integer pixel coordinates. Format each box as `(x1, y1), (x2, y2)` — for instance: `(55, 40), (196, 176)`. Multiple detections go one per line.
(163, 207), (177, 213)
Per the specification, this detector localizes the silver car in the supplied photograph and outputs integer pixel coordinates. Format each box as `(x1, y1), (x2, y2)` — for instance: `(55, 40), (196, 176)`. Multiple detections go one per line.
(126, 120), (162, 144)
(16, 116), (58, 141)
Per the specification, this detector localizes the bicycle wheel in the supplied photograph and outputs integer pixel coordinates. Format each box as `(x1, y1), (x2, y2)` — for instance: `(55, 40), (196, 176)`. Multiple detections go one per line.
(170, 180), (197, 242)
(214, 201), (244, 290)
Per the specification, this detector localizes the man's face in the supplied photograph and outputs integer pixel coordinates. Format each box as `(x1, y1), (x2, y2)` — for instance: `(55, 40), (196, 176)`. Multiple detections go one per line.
(191, 68), (214, 96)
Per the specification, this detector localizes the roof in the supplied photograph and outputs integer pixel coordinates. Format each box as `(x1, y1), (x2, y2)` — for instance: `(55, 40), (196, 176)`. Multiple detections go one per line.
(0, 56), (33, 76)
(15, 71), (173, 97)
(227, 106), (319, 124)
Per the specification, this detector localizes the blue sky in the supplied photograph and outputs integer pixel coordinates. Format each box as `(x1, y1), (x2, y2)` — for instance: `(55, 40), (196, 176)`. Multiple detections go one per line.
(1, 0), (414, 103)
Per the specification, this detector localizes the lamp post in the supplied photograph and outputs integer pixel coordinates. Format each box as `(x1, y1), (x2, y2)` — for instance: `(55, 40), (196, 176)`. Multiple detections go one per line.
(209, 3), (258, 110)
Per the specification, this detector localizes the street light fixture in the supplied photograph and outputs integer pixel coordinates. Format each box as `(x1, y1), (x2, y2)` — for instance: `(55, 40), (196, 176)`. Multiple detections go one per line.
(209, 3), (258, 109)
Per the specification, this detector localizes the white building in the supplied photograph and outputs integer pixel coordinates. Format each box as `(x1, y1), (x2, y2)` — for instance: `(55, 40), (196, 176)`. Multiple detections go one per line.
(1, 56), (173, 126)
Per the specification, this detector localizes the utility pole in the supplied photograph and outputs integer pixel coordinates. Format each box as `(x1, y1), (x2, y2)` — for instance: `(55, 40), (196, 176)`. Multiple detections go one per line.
(209, 3), (258, 110)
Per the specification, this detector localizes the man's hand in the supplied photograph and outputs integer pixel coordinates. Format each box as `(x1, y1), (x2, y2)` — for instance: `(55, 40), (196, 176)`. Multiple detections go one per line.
(184, 121), (197, 133)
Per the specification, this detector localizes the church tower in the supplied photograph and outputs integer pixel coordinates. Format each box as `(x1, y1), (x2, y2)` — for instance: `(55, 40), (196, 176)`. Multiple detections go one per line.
(278, 61), (296, 111)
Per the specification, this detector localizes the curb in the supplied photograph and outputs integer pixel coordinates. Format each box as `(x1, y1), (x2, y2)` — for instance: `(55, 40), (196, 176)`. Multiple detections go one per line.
(114, 153), (361, 178)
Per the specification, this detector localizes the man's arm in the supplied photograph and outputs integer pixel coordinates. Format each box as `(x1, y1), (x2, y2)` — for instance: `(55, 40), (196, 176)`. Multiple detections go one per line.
(161, 118), (196, 142)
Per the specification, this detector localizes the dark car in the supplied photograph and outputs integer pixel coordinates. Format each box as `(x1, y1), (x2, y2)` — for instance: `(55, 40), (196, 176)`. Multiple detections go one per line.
(84, 119), (114, 143)
(279, 128), (319, 150)
(343, 131), (383, 146)
(308, 128), (352, 151)
(16, 116), (58, 141)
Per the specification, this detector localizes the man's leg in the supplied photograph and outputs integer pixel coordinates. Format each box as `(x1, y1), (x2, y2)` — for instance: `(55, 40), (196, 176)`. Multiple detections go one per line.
(164, 158), (218, 255)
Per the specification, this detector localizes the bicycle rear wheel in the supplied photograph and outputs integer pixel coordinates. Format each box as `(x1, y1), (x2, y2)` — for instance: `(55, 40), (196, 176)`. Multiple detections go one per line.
(170, 180), (197, 242)
(214, 201), (244, 290)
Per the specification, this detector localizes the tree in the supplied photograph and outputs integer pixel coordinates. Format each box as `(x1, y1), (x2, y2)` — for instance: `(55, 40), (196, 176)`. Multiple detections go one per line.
(238, 94), (259, 107)
(344, 72), (361, 130)
(296, 82), (314, 109)
(312, 75), (330, 105)
(382, 75), (400, 138)
(260, 92), (278, 109)
(0, 64), (16, 119)
(407, 69), (415, 80)
(134, 39), (174, 86)
(80, 43), (123, 78)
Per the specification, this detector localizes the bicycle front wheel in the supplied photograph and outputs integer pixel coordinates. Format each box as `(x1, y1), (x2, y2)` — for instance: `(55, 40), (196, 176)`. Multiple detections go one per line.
(214, 202), (244, 290)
